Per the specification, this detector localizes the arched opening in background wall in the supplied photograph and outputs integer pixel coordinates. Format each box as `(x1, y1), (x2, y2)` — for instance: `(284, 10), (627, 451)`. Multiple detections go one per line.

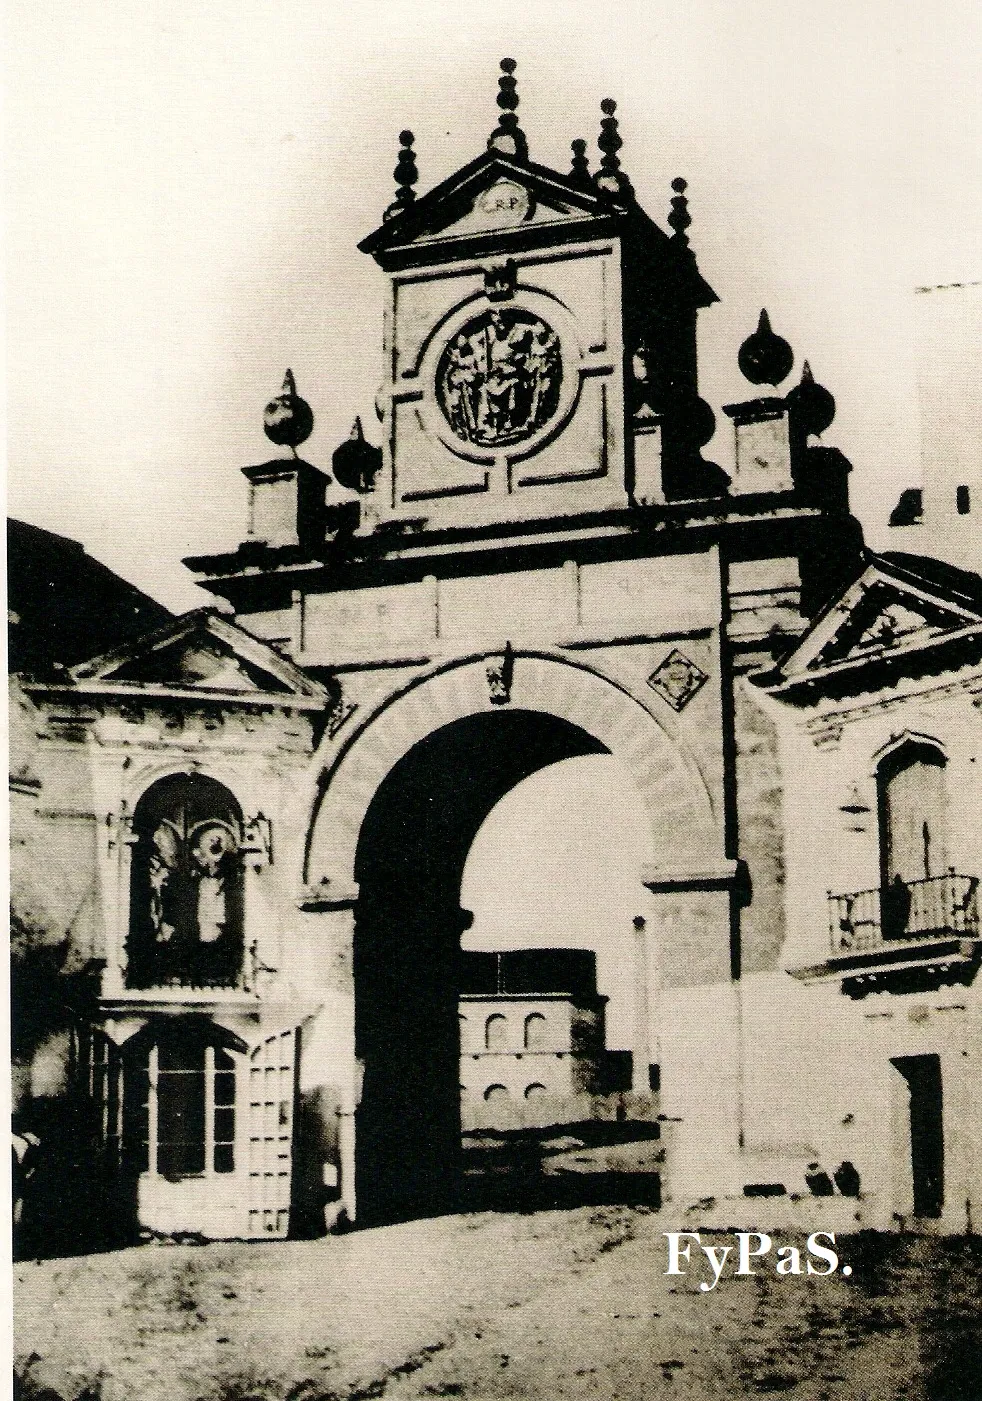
(524, 1013), (547, 1050)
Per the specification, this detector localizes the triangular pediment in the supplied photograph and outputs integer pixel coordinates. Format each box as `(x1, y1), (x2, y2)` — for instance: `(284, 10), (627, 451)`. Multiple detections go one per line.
(68, 609), (327, 706)
(813, 584), (967, 666)
(359, 151), (624, 257)
(757, 553), (982, 696)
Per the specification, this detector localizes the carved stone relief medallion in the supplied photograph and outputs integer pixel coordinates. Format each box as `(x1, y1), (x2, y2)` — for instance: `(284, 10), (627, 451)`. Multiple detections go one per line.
(475, 180), (531, 225)
(436, 308), (563, 449)
(647, 648), (709, 712)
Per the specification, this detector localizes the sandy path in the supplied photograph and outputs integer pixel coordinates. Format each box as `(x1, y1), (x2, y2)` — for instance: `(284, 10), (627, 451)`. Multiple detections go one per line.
(15, 1212), (982, 1400)
(15, 1208), (637, 1400)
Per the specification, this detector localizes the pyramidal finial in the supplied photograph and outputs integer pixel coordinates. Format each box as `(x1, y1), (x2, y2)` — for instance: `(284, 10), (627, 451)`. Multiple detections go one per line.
(569, 138), (592, 190)
(787, 359), (836, 436)
(384, 130), (419, 222)
(333, 418), (383, 493)
(488, 58), (528, 161)
(738, 308), (794, 386)
(667, 177), (691, 241)
(594, 99), (633, 198)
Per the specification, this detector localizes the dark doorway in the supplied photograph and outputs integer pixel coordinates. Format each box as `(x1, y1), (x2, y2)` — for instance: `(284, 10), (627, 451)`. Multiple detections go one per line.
(892, 1053), (944, 1219)
(352, 709), (607, 1226)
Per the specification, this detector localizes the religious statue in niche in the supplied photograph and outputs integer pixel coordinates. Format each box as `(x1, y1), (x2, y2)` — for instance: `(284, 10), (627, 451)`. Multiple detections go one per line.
(146, 820), (240, 957)
(192, 823), (238, 943)
(437, 308), (562, 448)
(129, 774), (244, 989)
(148, 821), (180, 942)
(150, 821), (236, 944)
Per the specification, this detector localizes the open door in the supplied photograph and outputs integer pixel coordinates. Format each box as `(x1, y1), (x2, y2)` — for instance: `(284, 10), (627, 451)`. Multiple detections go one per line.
(247, 1028), (298, 1238)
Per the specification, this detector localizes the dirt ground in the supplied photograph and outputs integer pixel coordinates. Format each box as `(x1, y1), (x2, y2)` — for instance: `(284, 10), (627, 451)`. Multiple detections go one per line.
(14, 1209), (982, 1401)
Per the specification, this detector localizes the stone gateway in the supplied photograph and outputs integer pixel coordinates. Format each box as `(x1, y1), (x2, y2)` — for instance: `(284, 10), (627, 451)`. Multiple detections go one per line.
(10, 61), (982, 1249)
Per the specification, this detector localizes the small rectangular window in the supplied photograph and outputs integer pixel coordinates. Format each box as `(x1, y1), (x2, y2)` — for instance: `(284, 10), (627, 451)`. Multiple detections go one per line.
(956, 485), (971, 515)
(124, 1062), (151, 1174)
(157, 1059), (207, 1176)
(127, 1033), (237, 1178)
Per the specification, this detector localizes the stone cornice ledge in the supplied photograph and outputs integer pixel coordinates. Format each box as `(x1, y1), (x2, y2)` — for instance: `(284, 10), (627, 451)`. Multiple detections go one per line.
(642, 858), (740, 893)
(298, 881), (360, 911)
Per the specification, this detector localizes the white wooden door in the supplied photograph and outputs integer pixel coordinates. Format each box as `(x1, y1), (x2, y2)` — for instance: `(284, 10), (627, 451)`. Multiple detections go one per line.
(247, 1028), (297, 1238)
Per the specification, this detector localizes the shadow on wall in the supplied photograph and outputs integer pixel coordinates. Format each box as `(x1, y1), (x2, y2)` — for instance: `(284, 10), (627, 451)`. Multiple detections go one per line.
(10, 913), (129, 1261)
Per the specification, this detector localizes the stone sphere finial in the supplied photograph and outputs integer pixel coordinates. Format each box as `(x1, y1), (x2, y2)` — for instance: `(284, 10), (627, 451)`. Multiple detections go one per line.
(384, 129), (419, 222)
(488, 58), (528, 161)
(594, 98), (633, 198)
(786, 360), (836, 436)
(569, 138), (591, 190)
(263, 369), (313, 454)
(332, 417), (383, 493)
(667, 177), (693, 242)
(738, 309), (795, 387)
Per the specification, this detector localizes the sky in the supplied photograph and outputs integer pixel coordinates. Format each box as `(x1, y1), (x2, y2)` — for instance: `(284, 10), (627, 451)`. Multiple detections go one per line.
(461, 755), (651, 1049)
(6, 0), (982, 613)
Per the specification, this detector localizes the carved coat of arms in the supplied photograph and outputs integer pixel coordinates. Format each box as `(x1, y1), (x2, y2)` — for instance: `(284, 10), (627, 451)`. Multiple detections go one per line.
(437, 308), (562, 448)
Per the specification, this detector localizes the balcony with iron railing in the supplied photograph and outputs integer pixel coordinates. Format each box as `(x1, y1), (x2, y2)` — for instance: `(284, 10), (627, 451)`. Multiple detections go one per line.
(790, 871), (982, 990)
(118, 938), (275, 998)
(829, 872), (979, 955)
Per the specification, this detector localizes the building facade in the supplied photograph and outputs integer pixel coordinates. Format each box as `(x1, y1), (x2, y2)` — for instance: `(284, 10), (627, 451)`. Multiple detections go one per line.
(458, 949), (607, 1129)
(10, 64), (981, 1243)
(888, 281), (982, 575)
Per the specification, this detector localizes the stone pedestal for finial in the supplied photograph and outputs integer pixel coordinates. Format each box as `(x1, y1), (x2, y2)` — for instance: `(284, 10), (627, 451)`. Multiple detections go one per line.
(632, 415), (666, 506)
(723, 397), (794, 496)
(242, 459), (330, 550)
(246, 372), (329, 549)
(725, 311), (797, 495)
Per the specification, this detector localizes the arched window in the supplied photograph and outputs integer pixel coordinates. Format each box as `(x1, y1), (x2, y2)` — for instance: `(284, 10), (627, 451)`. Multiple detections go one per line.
(524, 1082), (547, 1101)
(877, 742), (948, 887)
(128, 774), (244, 988)
(124, 1020), (238, 1180)
(524, 1013), (548, 1050)
(484, 1083), (509, 1104)
(485, 1014), (508, 1051)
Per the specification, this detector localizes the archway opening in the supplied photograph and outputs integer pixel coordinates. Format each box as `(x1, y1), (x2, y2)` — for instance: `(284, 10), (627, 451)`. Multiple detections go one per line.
(352, 708), (607, 1224)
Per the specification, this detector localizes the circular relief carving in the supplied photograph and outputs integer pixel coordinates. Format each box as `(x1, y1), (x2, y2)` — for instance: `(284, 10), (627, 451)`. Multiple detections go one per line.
(436, 308), (563, 449)
(189, 821), (238, 875)
(476, 181), (531, 223)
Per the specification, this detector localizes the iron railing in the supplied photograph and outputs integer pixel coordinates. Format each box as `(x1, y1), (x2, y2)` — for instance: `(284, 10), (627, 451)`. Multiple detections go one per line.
(124, 939), (247, 992)
(829, 873), (980, 954)
(122, 939), (273, 994)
